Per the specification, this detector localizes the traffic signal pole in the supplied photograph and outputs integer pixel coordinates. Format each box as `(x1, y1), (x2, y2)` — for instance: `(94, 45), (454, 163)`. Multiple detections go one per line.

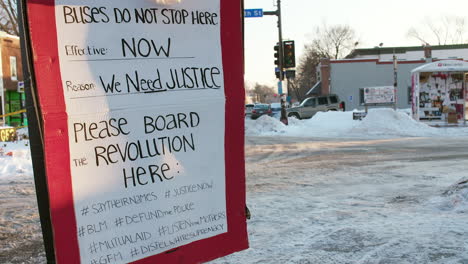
(265, 0), (287, 124)
(276, 0), (284, 83)
(393, 52), (398, 110)
(277, 0), (288, 125)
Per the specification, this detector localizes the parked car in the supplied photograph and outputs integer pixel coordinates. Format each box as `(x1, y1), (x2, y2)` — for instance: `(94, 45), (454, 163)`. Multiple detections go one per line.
(270, 103), (282, 116)
(287, 94), (344, 119)
(245, 104), (255, 117)
(251, 104), (272, 119)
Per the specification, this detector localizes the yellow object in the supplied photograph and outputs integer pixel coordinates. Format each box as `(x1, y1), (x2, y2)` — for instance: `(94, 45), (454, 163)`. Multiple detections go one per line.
(0, 109), (26, 118)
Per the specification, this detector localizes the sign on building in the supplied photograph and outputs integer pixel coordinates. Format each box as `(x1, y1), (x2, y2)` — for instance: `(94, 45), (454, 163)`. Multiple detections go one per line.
(22, 0), (248, 263)
(17, 81), (24, 93)
(363, 86), (395, 104)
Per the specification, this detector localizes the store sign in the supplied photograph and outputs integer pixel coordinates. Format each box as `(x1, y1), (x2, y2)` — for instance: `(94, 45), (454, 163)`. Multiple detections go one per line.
(364, 86), (395, 104)
(437, 62), (464, 68)
(25, 0), (247, 263)
(0, 127), (17, 142)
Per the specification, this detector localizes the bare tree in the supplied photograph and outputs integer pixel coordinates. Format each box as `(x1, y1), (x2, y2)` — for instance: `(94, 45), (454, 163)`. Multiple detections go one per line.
(407, 28), (429, 45)
(291, 24), (358, 100)
(290, 45), (322, 101)
(311, 23), (358, 60)
(252, 83), (275, 103)
(407, 16), (467, 45)
(0, 0), (18, 36)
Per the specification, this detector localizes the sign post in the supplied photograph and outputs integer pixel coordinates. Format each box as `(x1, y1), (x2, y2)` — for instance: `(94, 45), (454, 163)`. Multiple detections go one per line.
(21, 0), (248, 263)
(393, 53), (398, 110)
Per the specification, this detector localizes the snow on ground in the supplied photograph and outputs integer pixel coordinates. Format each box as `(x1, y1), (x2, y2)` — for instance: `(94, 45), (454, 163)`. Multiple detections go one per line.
(429, 177), (468, 214)
(0, 139), (44, 264)
(246, 108), (468, 138)
(0, 141), (33, 180)
(1, 110), (468, 263)
(211, 136), (468, 264)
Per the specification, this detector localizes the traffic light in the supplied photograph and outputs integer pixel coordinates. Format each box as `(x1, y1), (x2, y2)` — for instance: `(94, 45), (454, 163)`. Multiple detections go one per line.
(283, 40), (295, 68)
(285, 69), (296, 79)
(274, 44), (279, 66)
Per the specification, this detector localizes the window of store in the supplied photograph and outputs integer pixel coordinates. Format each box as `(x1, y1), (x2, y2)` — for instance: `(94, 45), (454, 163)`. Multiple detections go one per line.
(10, 56), (17, 81)
(407, 86), (412, 104)
(359, 88), (365, 105)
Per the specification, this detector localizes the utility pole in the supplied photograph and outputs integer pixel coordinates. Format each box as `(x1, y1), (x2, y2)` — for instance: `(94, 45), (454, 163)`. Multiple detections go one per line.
(393, 51), (398, 110)
(265, 0), (287, 124)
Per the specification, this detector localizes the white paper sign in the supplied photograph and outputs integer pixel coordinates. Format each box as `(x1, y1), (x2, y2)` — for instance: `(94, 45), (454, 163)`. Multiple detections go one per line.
(55, 1), (227, 263)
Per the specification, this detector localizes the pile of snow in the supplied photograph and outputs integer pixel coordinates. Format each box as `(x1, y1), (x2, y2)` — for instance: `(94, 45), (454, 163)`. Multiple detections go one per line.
(0, 140), (33, 179)
(16, 127), (29, 139)
(284, 111), (356, 137)
(245, 115), (286, 136)
(246, 108), (468, 138)
(350, 109), (440, 137)
(430, 177), (468, 213)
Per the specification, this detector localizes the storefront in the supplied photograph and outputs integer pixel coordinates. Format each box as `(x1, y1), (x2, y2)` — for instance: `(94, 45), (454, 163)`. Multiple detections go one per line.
(5, 90), (26, 126)
(411, 60), (468, 124)
(0, 32), (26, 127)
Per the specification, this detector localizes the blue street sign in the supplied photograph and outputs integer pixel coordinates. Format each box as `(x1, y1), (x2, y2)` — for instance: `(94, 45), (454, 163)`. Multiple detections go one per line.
(244, 9), (263, 18)
(277, 81), (283, 95)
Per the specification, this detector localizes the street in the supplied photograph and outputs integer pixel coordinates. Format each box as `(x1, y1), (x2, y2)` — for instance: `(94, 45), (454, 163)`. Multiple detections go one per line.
(1, 135), (468, 263)
(212, 136), (468, 264)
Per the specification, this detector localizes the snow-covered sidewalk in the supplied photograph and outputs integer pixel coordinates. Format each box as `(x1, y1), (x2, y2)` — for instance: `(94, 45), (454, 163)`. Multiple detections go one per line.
(211, 136), (468, 264)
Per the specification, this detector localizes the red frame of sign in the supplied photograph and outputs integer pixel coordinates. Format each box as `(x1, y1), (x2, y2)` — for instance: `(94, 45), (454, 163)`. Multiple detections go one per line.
(26, 0), (247, 263)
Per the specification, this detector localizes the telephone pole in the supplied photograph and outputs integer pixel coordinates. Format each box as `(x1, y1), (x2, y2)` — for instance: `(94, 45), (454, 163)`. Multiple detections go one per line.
(393, 50), (398, 110)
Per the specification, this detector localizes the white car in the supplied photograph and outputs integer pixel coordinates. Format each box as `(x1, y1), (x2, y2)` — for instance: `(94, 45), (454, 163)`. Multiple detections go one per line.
(245, 104), (255, 117)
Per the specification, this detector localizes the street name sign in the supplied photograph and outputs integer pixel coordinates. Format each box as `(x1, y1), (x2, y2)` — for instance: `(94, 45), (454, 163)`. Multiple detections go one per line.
(244, 9), (263, 17)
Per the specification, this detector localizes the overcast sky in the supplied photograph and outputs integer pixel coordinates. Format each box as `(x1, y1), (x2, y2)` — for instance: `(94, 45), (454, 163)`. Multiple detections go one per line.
(243, 0), (468, 89)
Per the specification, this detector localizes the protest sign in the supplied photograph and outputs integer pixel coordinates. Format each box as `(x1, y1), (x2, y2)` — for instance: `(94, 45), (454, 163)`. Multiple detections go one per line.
(23, 0), (247, 263)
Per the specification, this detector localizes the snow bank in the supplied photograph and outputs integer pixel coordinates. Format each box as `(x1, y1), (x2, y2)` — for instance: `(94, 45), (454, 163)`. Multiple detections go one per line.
(429, 178), (468, 213)
(0, 140), (33, 179)
(245, 115), (287, 136)
(246, 108), (468, 138)
(350, 108), (439, 137)
(284, 111), (356, 137)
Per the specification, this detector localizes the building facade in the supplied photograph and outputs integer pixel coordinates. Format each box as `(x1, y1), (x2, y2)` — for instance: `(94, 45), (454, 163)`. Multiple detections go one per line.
(0, 31), (25, 126)
(310, 44), (468, 110)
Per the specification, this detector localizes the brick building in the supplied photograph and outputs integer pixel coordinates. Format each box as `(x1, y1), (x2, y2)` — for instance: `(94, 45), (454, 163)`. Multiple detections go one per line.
(0, 31), (25, 125)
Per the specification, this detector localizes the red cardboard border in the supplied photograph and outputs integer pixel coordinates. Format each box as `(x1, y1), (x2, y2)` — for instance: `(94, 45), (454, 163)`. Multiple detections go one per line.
(28, 0), (80, 262)
(26, 0), (248, 263)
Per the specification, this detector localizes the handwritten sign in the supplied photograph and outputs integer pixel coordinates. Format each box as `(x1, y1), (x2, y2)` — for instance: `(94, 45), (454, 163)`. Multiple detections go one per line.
(25, 0), (247, 263)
